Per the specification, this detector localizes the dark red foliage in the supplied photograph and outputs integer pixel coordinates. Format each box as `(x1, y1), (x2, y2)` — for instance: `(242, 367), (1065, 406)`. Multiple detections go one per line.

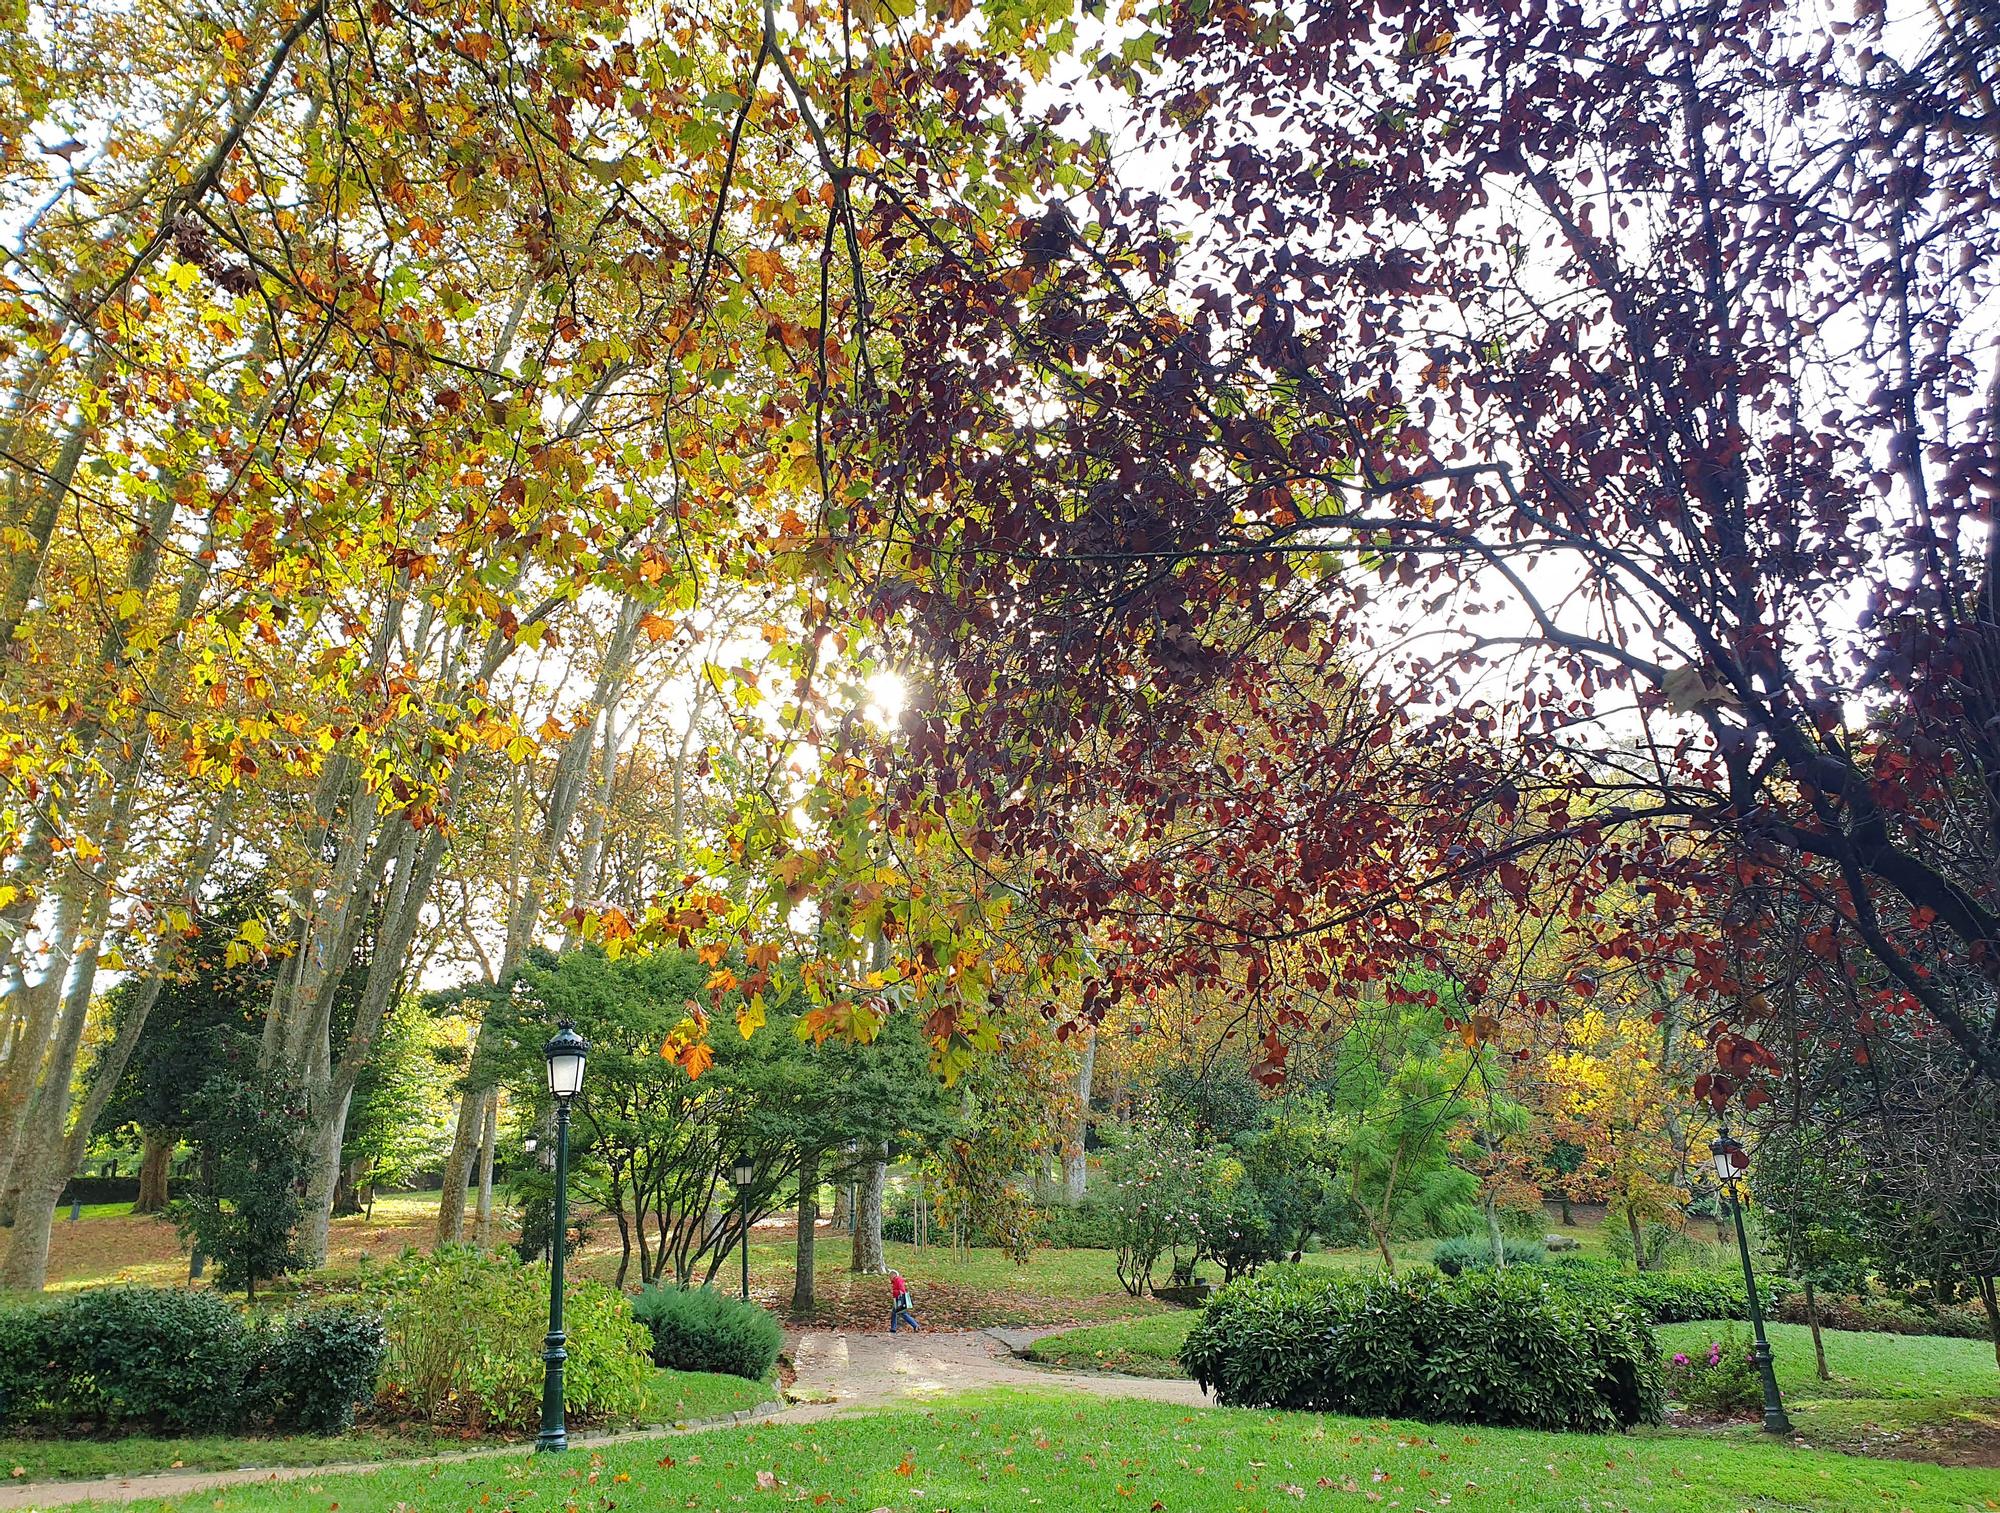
(852, 0), (2000, 1090)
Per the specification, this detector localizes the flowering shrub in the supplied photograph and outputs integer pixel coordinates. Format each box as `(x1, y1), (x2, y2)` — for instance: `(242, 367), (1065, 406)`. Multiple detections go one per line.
(1664, 1327), (1762, 1416)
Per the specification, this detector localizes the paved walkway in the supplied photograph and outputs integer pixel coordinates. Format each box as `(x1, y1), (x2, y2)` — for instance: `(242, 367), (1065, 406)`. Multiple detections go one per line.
(0, 1329), (1206, 1510)
(784, 1325), (1207, 1416)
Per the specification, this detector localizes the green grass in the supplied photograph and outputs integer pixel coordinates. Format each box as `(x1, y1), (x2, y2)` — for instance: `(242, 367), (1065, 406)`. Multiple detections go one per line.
(1034, 1315), (2000, 1465)
(0, 1371), (773, 1486)
(1658, 1321), (1999, 1460)
(106, 1389), (2000, 1513)
(0, 1428), (457, 1485)
(1026, 1312), (1196, 1376)
(639, 1367), (776, 1424)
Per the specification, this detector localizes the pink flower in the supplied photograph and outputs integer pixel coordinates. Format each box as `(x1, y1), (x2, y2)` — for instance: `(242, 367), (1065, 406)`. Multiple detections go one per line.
(1708, 1344), (1722, 1366)
(1672, 1353), (1690, 1366)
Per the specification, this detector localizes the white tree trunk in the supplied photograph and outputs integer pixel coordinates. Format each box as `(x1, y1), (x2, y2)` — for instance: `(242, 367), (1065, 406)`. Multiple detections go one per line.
(1064, 1028), (1096, 1203)
(474, 1087), (498, 1248)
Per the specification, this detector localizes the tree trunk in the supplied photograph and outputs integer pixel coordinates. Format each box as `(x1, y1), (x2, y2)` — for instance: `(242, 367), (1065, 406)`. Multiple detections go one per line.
(134, 1131), (172, 1215)
(1373, 1223), (1396, 1275)
(0, 1163), (65, 1292)
(474, 1087), (498, 1249)
(331, 1159), (359, 1219)
(1064, 1028), (1095, 1203)
(1802, 1274), (1831, 1380)
(791, 1151), (819, 1316)
(852, 1143), (887, 1274)
(436, 1086), (482, 1246)
(1484, 1196), (1507, 1269)
(1978, 1274), (1999, 1371)
(295, 1093), (352, 1266)
(1558, 1192), (1574, 1226)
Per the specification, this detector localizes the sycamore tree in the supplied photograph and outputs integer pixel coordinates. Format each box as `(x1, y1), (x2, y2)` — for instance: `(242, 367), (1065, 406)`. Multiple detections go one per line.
(0, 0), (1089, 1291)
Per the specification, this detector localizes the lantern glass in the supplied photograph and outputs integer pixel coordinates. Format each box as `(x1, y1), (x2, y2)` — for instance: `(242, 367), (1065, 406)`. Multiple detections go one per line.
(544, 1020), (589, 1101)
(733, 1156), (755, 1188)
(524, 1135), (538, 1153)
(1710, 1134), (1744, 1184)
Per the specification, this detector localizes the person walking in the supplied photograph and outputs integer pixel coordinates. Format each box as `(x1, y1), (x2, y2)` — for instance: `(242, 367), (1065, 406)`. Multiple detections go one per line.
(888, 1270), (920, 1332)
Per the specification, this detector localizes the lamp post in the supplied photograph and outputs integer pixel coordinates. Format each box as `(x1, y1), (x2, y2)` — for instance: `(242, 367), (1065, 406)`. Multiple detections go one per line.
(1710, 1122), (1791, 1435)
(732, 1154), (755, 1302)
(537, 1020), (588, 1455)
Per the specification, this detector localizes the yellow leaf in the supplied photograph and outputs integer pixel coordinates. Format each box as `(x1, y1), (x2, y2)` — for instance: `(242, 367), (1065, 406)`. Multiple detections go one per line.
(737, 994), (766, 1040)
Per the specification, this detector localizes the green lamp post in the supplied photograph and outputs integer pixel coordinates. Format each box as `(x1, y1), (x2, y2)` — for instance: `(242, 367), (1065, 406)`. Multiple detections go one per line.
(1710, 1122), (1791, 1435)
(732, 1154), (755, 1302)
(536, 1019), (588, 1454)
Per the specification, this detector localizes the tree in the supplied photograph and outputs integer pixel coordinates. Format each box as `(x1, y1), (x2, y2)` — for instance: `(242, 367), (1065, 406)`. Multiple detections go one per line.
(848, 0), (2000, 1117)
(1546, 1010), (1691, 1272)
(171, 1045), (311, 1301)
(96, 885), (276, 1215)
(340, 998), (458, 1215)
(1238, 1093), (1347, 1261)
(1320, 1004), (1480, 1273)
(1103, 1117), (1207, 1297)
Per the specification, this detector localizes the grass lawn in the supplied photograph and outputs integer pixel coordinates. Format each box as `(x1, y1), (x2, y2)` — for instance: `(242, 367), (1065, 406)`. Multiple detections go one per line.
(1027, 1311), (1198, 1376)
(0, 1370), (772, 1486)
(1031, 1313), (2000, 1468)
(0, 1428), (455, 1485)
(1657, 1321), (2000, 1464)
(638, 1366), (777, 1425)
(103, 1388), (2000, 1513)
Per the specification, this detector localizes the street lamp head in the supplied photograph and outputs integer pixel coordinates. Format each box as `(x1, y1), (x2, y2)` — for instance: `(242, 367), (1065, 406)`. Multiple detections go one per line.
(524, 1134), (539, 1154)
(733, 1154), (755, 1188)
(1710, 1126), (1746, 1185)
(544, 1020), (589, 1101)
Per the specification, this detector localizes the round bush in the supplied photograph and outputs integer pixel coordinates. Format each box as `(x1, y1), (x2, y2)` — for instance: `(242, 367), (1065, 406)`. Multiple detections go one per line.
(257, 1305), (388, 1434)
(631, 1284), (783, 1381)
(1432, 1235), (1547, 1276)
(1181, 1265), (1664, 1432)
(369, 1246), (651, 1430)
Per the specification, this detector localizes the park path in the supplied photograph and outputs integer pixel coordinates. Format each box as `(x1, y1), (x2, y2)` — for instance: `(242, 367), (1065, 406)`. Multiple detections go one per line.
(0, 1328), (1206, 1511)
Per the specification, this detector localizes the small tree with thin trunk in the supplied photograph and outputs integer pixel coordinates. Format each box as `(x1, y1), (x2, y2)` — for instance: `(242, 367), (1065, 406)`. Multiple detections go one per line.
(171, 1045), (310, 1302)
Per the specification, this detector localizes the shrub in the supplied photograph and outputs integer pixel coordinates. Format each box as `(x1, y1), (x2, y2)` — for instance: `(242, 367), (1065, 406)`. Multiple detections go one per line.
(170, 1056), (312, 1301)
(1037, 1193), (1118, 1249)
(48, 1286), (252, 1431)
(1432, 1235), (1547, 1276)
(1613, 1270), (1748, 1323)
(1196, 1157), (1282, 1283)
(1766, 1288), (1989, 1339)
(256, 1305), (387, 1434)
(0, 1300), (58, 1425)
(630, 1285), (783, 1381)
(1665, 1327), (1762, 1416)
(369, 1246), (650, 1431)
(1181, 1265), (1664, 1432)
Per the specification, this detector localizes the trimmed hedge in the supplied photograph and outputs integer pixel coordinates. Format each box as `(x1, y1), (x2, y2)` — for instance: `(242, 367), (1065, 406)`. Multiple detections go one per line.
(1181, 1265), (1664, 1432)
(1612, 1269), (1749, 1323)
(631, 1285), (783, 1381)
(0, 1289), (382, 1435)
